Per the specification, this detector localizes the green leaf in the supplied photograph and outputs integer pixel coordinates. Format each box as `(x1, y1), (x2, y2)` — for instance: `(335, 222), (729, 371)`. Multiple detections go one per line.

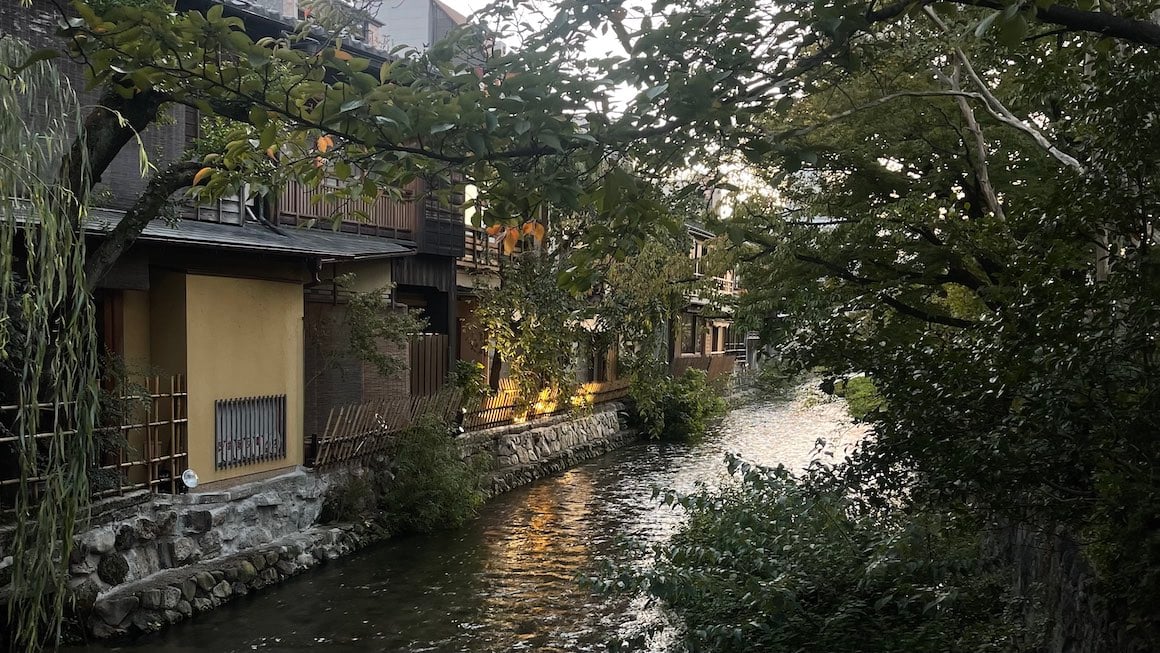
(996, 14), (1029, 47)
(643, 83), (669, 101)
(466, 132), (487, 156)
(12, 49), (59, 74)
(974, 12), (1000, 38)
(539, 132), (563, 152)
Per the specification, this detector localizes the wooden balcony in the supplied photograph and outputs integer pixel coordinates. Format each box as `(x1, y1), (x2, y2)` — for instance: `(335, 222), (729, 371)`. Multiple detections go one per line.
(713, 275), (740, 295)
(276, 179), (419, 240)
(459, 225), (503, 272)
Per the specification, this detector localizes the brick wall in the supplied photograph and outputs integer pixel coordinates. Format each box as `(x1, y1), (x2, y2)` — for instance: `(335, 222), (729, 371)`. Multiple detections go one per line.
(303, 298), (411, 438)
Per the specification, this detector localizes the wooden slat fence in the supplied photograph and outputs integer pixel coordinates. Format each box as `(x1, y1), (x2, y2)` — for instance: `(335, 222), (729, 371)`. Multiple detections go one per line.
(462, 378), (632, 432)
(277, 179), (419, 237)
(410, 333), (450, 397)
(0, 375), (189, 508)
(672, 353), (736, 382)
(309, 386), (463, 469)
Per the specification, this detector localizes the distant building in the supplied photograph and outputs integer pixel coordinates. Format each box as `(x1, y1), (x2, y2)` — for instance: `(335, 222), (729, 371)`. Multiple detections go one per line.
(374, 0), (467, 52)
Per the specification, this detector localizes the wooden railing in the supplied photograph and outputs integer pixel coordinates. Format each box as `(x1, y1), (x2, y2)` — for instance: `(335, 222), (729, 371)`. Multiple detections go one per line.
(0, 376), (189, 507)
(308, 387), (463, 469)
(277, 179), (419, 238)
(462, 378), (631, 432)
(692, 272), (741, 296)
(179, 196), (244, 225)
(460, 225), (503, 272)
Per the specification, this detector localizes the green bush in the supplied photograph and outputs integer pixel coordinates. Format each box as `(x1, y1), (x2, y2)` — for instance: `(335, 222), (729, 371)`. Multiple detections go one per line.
(629, 368), (727, 441)
(319, 473), (376, 523)
(380, 414), (489, 534)
(450, 359), (490, 404)
(834, 375), (885, 420)
(606, 460), (1026, 653)
(752, 360), (802, 396)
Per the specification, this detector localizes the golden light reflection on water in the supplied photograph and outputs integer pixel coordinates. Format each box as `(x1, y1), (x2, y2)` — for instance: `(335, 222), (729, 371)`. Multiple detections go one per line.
(480, 471), (598, 637)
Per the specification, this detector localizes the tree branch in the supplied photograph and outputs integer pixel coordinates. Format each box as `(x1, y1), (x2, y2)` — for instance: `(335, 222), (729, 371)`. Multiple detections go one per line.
(869, 0), (1160, 47)
(62, 86), (166, 227)
(84, 161), (203, 290)
(923, 6), (1085, 176)
(877, 292), (978, 328)
(793, 252), (978, 327)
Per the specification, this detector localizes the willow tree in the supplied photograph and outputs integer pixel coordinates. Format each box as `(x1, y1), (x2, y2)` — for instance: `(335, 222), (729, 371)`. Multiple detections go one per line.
(0, 38), (100, 650)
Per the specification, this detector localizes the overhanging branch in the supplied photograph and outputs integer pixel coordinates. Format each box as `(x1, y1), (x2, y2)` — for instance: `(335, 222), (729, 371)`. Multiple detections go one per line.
(84, 161), (203, 290)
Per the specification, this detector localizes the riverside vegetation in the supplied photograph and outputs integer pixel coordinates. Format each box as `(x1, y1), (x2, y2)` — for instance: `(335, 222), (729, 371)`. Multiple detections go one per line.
(628, 368), (728, 442)
(319, 415), (489, 535)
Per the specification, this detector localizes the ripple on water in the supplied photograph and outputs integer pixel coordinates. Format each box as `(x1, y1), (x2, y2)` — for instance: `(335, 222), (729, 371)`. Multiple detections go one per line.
(74, 388), (866, 653)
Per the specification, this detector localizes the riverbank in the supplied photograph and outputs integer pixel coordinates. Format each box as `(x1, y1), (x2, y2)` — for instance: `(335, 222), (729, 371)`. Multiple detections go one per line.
(70, 386), (867, 652)
(55, 402), (638, 643)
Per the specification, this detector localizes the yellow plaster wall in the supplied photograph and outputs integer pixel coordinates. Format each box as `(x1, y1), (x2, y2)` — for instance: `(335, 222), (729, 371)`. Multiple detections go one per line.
(328, 259), (392, 293)
(184, 274), (304, 484)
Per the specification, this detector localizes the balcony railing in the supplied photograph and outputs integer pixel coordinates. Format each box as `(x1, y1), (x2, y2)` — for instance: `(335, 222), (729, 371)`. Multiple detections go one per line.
(277, 179), (419, 239)
(691, 272), (742, 297)
(459, 225), (503, 272)
(713, 275), (740, 295)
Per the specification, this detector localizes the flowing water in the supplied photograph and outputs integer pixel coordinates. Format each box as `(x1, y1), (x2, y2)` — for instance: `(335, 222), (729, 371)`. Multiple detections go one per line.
(83, 388), (865, 653)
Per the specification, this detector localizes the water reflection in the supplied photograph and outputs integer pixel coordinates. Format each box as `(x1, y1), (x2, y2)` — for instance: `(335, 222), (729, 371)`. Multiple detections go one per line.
(79, 392), (865, 653)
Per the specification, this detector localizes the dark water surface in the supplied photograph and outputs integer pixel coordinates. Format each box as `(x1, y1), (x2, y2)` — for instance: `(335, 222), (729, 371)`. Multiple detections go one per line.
(81, 393), (864, 653)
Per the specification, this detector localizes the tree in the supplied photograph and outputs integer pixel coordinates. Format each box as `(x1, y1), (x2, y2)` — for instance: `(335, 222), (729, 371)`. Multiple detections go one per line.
(47, 0), (634, 287)
(0, 37), (101, 650)
(473, 0), (1160, 647)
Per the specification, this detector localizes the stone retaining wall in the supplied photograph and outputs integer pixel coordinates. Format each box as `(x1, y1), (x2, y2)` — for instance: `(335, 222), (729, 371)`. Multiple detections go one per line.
(458, 403), (629, 495)
(85, 521), (384, 638)
(31, 403), (635, 642)
(986, 524), (1145, 653)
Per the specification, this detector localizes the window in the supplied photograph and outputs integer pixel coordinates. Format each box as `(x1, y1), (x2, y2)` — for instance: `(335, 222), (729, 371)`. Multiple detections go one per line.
(680, 315), (703, 355)
(215, 395), (287, 469)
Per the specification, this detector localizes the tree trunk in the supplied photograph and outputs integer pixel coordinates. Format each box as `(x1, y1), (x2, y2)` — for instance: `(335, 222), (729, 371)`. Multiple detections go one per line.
(83, 161), (202, 290)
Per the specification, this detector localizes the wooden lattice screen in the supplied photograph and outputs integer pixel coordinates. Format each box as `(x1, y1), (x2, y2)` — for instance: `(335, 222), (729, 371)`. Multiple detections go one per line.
(0, 375), (189, 508)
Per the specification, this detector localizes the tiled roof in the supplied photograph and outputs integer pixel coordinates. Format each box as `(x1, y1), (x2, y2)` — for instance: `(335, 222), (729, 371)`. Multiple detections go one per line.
(84, 210), (414, 261)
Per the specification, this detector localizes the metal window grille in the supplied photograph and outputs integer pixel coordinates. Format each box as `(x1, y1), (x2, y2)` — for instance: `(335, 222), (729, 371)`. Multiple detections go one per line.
(214, 395), (287, 469)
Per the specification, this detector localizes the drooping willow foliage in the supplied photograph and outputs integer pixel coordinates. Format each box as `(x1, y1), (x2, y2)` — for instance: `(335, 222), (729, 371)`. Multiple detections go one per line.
(0, 38), (100, 650)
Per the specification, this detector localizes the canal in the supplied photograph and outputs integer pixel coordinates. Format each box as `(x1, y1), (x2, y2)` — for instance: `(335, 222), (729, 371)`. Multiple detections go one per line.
(84, 388), (865, 653)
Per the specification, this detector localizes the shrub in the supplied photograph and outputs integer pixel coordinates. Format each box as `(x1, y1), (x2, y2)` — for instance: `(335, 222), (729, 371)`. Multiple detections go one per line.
(605, 459), (1026, 653)
(752, 359), (804, 396)
(319, 473), (376, 523)
(833, 375), (884, 420)
(379, 414), (489, 534)
(450, 359), (490, 404)
(629, 368), (727, 441)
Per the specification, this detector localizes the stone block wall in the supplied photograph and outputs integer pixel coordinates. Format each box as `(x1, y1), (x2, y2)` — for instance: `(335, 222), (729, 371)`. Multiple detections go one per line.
(6, 403), (634, 642)
(458, 404), (631, 495)
(39, 469), (332, 638)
